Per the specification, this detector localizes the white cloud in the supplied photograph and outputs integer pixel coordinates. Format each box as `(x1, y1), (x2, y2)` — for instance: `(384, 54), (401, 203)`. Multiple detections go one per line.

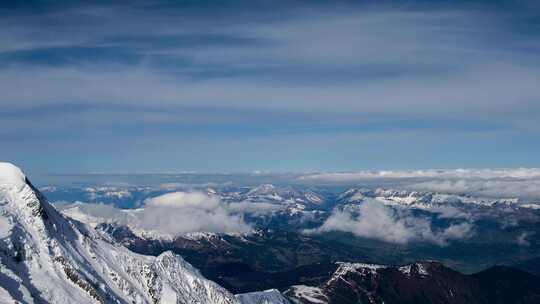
(227, 201), (284, 215)
(299, 169), (540, 201)
(136, 192), (251, 235)
(429, 205), (471, 220)
(307, 200), (474, 246)
(2, 7), (540, 127)
(58, 191), (284, 237)
(3, 5), (540, 173)
(56, 201), (137, 227)
(144, 192), (218, 208)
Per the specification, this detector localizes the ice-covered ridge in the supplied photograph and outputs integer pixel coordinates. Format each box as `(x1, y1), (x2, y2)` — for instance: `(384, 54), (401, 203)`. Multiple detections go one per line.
(0, 163), (281, 304)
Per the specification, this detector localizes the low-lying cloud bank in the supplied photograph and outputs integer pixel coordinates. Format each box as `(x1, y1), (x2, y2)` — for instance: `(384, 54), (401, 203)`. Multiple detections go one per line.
(298, 168), (540, 201)
(137, 192), (252, 235)
(306, 200), (474, 246)
(59, 191), (282, 236)
(409, 179), (540, 201)
(299, 168), (540, 181)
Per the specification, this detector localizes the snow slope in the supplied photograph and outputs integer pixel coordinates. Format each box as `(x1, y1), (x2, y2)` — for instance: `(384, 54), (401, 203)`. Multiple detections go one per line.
(236, 289), (290, 304)
(0, 162), (285, 304)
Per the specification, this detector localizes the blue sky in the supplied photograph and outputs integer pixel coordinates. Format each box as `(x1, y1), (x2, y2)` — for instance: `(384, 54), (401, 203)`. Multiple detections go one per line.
(1, 0), (540, 173)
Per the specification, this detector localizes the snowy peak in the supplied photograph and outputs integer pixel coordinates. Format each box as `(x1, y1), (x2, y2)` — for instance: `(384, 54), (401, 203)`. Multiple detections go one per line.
(0, 166), (56, 234)
(0, 162), (26, 188)
(245, 184), (283, 201)
(0, 163), (281, 304)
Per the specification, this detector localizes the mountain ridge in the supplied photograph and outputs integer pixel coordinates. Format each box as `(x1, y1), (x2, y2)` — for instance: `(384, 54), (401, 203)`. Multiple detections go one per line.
(0, 162), (288, 304)
(285, 261), (540, 304)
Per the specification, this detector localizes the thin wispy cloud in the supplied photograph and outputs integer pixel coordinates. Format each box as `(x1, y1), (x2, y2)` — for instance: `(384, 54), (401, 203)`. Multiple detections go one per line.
(1, 1), (539, 172)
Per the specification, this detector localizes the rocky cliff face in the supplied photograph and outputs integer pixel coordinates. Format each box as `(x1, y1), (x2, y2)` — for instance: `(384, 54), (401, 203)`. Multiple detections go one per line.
(285, 261), (540, 304)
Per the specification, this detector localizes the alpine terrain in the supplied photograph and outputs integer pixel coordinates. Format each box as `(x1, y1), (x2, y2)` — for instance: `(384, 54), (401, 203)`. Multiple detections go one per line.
(0, 162), (288, 304)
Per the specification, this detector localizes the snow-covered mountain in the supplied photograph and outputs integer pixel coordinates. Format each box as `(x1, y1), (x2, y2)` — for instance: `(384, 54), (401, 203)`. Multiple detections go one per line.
(242, 184), (324, 205)
(0, 162), (287, 304)
(206, 184), (330, 220)
(215, 184), (327, 211)
(285, 261), (540, 304)
(338, 188), (540, 210)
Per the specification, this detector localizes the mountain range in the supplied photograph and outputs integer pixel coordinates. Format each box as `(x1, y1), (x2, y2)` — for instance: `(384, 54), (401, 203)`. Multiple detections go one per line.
(0, 162), (287, 303)
(2, 162), (540, 303)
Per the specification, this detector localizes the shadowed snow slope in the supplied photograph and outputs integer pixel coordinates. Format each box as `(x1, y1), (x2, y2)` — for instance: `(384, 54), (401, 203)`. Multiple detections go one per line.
(236, 289), (290, 304)
(0, 162), (284, 304)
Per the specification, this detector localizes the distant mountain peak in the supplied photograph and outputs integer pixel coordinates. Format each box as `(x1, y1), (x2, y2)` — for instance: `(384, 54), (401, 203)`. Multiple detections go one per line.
(247, 184), (278, 195)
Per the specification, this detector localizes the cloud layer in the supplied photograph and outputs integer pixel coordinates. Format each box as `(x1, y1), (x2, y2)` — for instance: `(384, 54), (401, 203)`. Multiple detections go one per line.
(308, 200), (474, 246)
(299, 168), (540, 181)
(59, 191), (283, 237)
(410, 179), (540, 201)
(299, 168), (540, 201)
(137, 192), (251, 235)
(2, 1), (540, 172)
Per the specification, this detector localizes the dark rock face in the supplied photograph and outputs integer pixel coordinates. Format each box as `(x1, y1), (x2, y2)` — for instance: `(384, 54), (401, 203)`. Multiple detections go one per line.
(286, 262), (540, 304)
(324, 263), (476, 304)
(472, 266), (540, 304)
